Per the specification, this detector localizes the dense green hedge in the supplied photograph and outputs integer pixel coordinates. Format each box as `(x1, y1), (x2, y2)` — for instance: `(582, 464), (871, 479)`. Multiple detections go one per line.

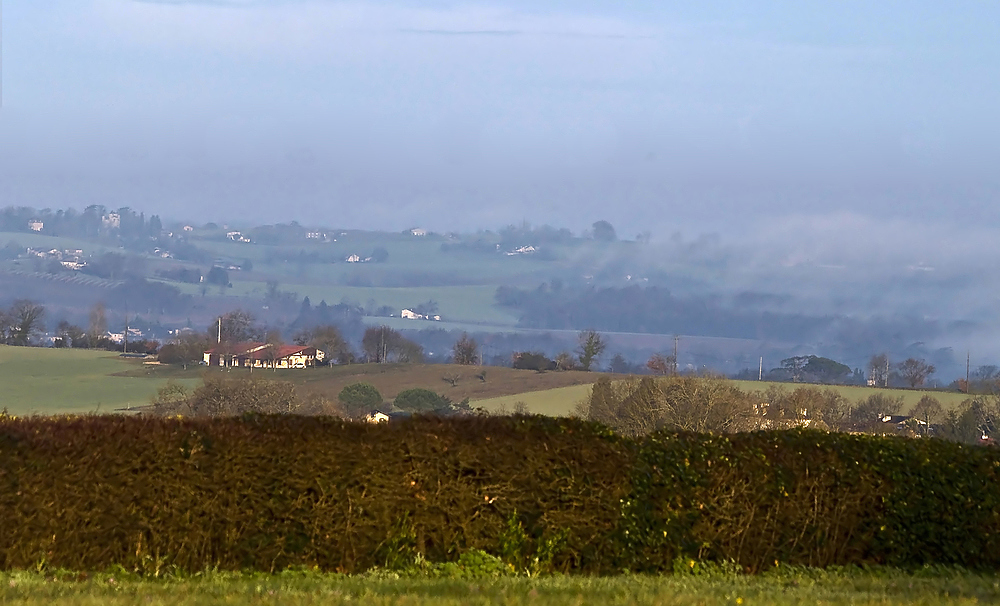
(622, 431), (1000, 572)
(1, 415), (999, 573)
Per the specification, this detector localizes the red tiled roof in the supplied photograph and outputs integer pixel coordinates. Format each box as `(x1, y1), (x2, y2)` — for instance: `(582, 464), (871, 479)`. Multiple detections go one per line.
(203, 342), (267, 355)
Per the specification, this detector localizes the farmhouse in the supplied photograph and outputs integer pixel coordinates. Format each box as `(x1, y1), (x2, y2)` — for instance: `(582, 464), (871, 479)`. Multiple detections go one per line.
(203, 343), (324, 369)
(401, 309), (441, 321)
(27, 220), (43, 232)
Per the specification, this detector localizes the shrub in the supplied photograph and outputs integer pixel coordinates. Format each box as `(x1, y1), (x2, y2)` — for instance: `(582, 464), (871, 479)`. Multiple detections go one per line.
(394, 389), (450, 413)
(512, 352), (555, 371)
(180, 375), (298, 416)
(338, 383), (383, 417)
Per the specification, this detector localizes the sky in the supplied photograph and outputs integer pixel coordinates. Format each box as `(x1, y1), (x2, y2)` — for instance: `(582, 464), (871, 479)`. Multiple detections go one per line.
(0, 1), (998, 240)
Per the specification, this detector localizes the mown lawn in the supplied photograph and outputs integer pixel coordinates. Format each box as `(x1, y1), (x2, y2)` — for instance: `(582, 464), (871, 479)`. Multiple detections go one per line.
(0, 346), (199, 416)
(1, 568), (997, 605)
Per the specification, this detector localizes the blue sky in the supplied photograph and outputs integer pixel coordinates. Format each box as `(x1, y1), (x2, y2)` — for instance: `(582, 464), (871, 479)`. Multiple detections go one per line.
(0, 1), (998, 239)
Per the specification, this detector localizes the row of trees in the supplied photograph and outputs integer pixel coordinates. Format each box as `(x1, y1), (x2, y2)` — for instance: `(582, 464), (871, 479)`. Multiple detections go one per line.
(509, 330), (608, 372)
(867, 354), (936, 388)
(151, 375), (470, 420)
(580, 375), (991, 444)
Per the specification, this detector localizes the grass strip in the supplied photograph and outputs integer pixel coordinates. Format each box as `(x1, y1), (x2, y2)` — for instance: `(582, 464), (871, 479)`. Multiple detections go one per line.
(1, 567), (999, 605)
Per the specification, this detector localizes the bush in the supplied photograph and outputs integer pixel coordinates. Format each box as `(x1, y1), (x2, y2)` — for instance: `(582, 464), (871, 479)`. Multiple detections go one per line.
(394, 389), (450, 413)
(338, 383), (383, 417)
(155, 375), (299, 416)
(512, 352), (555, 371)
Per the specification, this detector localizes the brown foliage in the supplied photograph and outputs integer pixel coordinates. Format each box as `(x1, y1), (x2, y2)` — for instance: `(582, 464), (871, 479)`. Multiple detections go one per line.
(0, 415), (632, 573)
(153, 375), (302, 416)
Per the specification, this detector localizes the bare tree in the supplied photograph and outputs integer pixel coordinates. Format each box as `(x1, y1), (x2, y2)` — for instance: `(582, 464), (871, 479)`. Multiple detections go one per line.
(214, 309), (263, 344)
(295, 325), (354, 365)
(0, 308), (10, 343)
(910, 395), (944, 436)
(555, 351), (577, 371)
(576, 330), (607, 371)
(868, 353), (889, 387)
(261, 328), (284, 369)
(580, 375), (758, 437)
(849, 393), (904, 434)
(896, 358), (936, 388)
(89, 301), (108, 344)
(362, 325), (423, 364)
(452, 332), (479, 365)
(8, 300), (46, 346)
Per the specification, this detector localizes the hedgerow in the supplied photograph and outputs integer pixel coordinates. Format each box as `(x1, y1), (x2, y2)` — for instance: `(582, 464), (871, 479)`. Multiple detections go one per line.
(1, 415), (998, 574)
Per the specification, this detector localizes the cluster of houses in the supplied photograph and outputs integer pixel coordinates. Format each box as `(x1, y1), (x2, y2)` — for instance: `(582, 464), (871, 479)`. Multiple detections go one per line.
(23, 247), (87, 271)
(106, 327), (145, 345)
(226, 231), (251, 243)
(202, 342), (324, 369)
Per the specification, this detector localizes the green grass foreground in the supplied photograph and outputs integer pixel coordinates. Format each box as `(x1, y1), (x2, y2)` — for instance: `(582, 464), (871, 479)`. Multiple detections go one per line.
(2, 568), (999, 605)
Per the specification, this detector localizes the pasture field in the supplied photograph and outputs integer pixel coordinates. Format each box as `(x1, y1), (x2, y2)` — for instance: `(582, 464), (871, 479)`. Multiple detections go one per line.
(0, 346), (199, 416)
(730, 380), (973, 413)
(472, 384), (594, 416)
(1, 568), (997, 605)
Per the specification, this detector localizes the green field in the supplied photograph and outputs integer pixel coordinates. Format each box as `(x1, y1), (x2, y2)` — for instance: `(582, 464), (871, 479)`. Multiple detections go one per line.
(1, 568), (996, 605)
(473, 384), (594, 416)
(0, 346), (199, 416)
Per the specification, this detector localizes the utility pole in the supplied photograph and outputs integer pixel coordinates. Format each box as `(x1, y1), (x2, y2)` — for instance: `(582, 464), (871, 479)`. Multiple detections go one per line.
(673, 335), (679, 376)
(759, 356), (763, 381)
(885, 357), (889, 388)
(967, 351), (971, 393)
(123, 302), (128, 354)
(380, 327), (387, 364)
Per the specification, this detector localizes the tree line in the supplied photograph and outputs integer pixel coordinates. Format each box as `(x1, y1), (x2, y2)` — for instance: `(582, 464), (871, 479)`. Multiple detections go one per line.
(580, 374), (995, 444)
